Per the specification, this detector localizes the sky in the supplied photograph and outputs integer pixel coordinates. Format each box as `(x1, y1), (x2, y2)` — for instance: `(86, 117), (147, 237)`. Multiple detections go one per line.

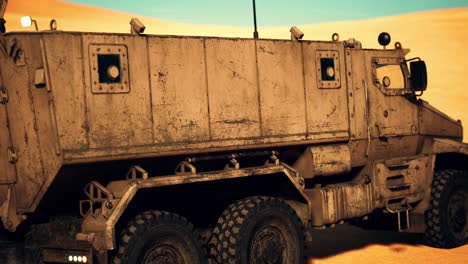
(67, 0), (468, 26)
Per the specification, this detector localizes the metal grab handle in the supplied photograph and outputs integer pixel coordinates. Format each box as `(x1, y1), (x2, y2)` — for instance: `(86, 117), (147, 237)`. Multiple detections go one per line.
(175, 160), (197, 175)
(125, 165), (148, 180)
(84, 181), (114, 201)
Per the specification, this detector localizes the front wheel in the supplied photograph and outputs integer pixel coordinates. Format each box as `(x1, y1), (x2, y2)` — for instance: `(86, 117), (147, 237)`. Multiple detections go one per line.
(112, 210), (207, 264)
(425, 170), (468, 248)
(210, 196), (305, 264)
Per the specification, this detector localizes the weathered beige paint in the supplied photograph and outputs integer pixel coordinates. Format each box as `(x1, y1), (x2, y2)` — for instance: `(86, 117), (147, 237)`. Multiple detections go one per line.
(364, 50), (418, 138)
(205, 38), (261, 140)
(303, 42), (349, 137)
(150, 37), (210, 143)
(293, 144), (351, 178)
(257, 40), (308, 136)
(0, 31), (465, 232)
(83, 34), (154, 149)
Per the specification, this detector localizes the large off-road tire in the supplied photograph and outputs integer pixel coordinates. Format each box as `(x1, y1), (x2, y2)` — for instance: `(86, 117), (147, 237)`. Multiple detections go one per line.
(112, 210), (207, 264)
(210, 196), (305, 264)
(425, 170), (468, 248)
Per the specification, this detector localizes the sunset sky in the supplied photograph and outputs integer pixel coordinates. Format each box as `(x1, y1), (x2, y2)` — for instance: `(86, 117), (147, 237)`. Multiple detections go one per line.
(68, 0), (468, 26)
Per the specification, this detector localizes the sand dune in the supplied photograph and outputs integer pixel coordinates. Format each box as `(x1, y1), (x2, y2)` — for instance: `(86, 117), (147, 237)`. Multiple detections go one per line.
(307, 224), (468, 264)
(311, 243), (468, 264)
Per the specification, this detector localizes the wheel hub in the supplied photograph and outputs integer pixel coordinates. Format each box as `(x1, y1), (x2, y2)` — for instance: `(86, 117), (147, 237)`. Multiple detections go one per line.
(143, 244), (185, 264)
(250, 226), (286, 264)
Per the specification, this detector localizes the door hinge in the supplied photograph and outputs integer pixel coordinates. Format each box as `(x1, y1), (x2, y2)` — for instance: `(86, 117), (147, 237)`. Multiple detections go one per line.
(0, 88), (7, 104)
(7, 147), (17, 164)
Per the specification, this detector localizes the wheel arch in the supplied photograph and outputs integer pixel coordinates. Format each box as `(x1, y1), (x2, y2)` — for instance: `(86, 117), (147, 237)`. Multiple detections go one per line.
(77, 164), (310, 254)
(115, 172), (309, 238)
(426, 138), (468, 171)
(435, 152), (468, 171)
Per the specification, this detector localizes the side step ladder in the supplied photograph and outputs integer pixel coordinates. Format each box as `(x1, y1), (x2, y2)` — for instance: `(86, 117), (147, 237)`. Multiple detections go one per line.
(386, 199), (412, 232)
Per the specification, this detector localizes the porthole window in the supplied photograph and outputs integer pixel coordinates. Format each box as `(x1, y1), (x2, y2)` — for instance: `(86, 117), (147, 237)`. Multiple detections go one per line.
(316, 50), (341, 89)
(89, 44), (130, 94)
(98, 54), (122, 84)
(320, 58), (335, 81)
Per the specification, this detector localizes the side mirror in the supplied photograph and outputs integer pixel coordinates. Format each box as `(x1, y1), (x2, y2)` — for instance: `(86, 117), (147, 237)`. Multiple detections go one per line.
(410, 60), (427, 91)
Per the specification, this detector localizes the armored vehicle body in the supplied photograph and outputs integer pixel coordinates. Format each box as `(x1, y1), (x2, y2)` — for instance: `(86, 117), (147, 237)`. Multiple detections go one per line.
(0, 2), (467, 263)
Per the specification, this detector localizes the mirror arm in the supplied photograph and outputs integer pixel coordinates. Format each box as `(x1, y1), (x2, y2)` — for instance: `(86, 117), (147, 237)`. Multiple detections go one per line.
(414, 90), (424, 97)
(405, 57), (421, 62)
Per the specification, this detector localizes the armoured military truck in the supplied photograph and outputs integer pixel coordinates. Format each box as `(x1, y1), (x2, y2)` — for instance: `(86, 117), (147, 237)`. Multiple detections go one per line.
(0, 2), (467, 263)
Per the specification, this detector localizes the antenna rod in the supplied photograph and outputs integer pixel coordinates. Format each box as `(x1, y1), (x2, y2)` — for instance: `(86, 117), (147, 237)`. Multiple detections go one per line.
(252, 0), (258, 39)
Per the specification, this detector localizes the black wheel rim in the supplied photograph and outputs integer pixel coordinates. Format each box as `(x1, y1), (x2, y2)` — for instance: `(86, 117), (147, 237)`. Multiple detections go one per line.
(447, 187), (468, 241)
(249, 224), (287, 264)
(142, 244), (185, 264)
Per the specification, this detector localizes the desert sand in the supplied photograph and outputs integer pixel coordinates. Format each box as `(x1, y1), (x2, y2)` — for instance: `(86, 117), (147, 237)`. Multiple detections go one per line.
(4, 1), (468, 263)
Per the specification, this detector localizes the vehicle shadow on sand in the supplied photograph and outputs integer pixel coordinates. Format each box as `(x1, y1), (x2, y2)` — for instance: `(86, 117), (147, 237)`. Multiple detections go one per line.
(305, 224), (424, 259)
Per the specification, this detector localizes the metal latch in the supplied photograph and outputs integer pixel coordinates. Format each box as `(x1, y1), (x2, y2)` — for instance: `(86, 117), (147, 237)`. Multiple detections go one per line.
(34, 68), (46, 88)
(7, 147), (17, 163)
(0, 88), (7, 104)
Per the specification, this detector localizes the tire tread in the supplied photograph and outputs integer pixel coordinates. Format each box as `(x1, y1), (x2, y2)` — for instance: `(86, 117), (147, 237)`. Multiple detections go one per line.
(112, 210), (206, 264)
(209, 196), (305, 264)
(425, 169), (467, 248)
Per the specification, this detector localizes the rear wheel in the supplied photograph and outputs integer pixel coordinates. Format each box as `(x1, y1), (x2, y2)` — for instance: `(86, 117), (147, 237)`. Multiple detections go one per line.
(210, 196), (305, 264)
(425, 170), (468, 248)
(112, 210), (207, 264)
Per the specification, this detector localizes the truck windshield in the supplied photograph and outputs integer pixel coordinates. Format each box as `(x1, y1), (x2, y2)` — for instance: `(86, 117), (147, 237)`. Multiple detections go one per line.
(375, 64), (405, 89)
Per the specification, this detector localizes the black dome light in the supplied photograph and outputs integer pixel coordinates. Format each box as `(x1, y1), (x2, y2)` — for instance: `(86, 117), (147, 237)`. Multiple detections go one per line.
(378, 32), (391, 48)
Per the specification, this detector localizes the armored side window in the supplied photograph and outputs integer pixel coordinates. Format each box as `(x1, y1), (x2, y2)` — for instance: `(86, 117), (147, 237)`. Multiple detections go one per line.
(90, 44), (130, 94)
(320, 58), (335, 81)
(97, 54), (122, 84)
(372, 57), (409, 96)
(316, 50), (341, 89)
(375, 64), (405, 89)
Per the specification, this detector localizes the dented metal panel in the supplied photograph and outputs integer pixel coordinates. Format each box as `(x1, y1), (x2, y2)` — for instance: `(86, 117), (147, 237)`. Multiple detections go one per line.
(257, 40), (307, 136)
(149, 37), (210, 143)
(303, 42), (349, 138)
(292, 144), (351, 178)
(43, 34), (88, 152)
(83, 34), (153, 149)
(205, 39), (261, 140)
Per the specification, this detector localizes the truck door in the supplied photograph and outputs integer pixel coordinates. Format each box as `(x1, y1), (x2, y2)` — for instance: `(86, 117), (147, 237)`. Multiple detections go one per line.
(364, 51), (418, 139)
(302, 41), (350, 140)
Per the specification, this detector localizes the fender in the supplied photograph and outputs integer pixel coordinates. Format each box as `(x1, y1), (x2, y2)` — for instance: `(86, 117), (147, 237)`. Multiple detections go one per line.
(76, 156), (308, 252)
(422, 137), (468, 155)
